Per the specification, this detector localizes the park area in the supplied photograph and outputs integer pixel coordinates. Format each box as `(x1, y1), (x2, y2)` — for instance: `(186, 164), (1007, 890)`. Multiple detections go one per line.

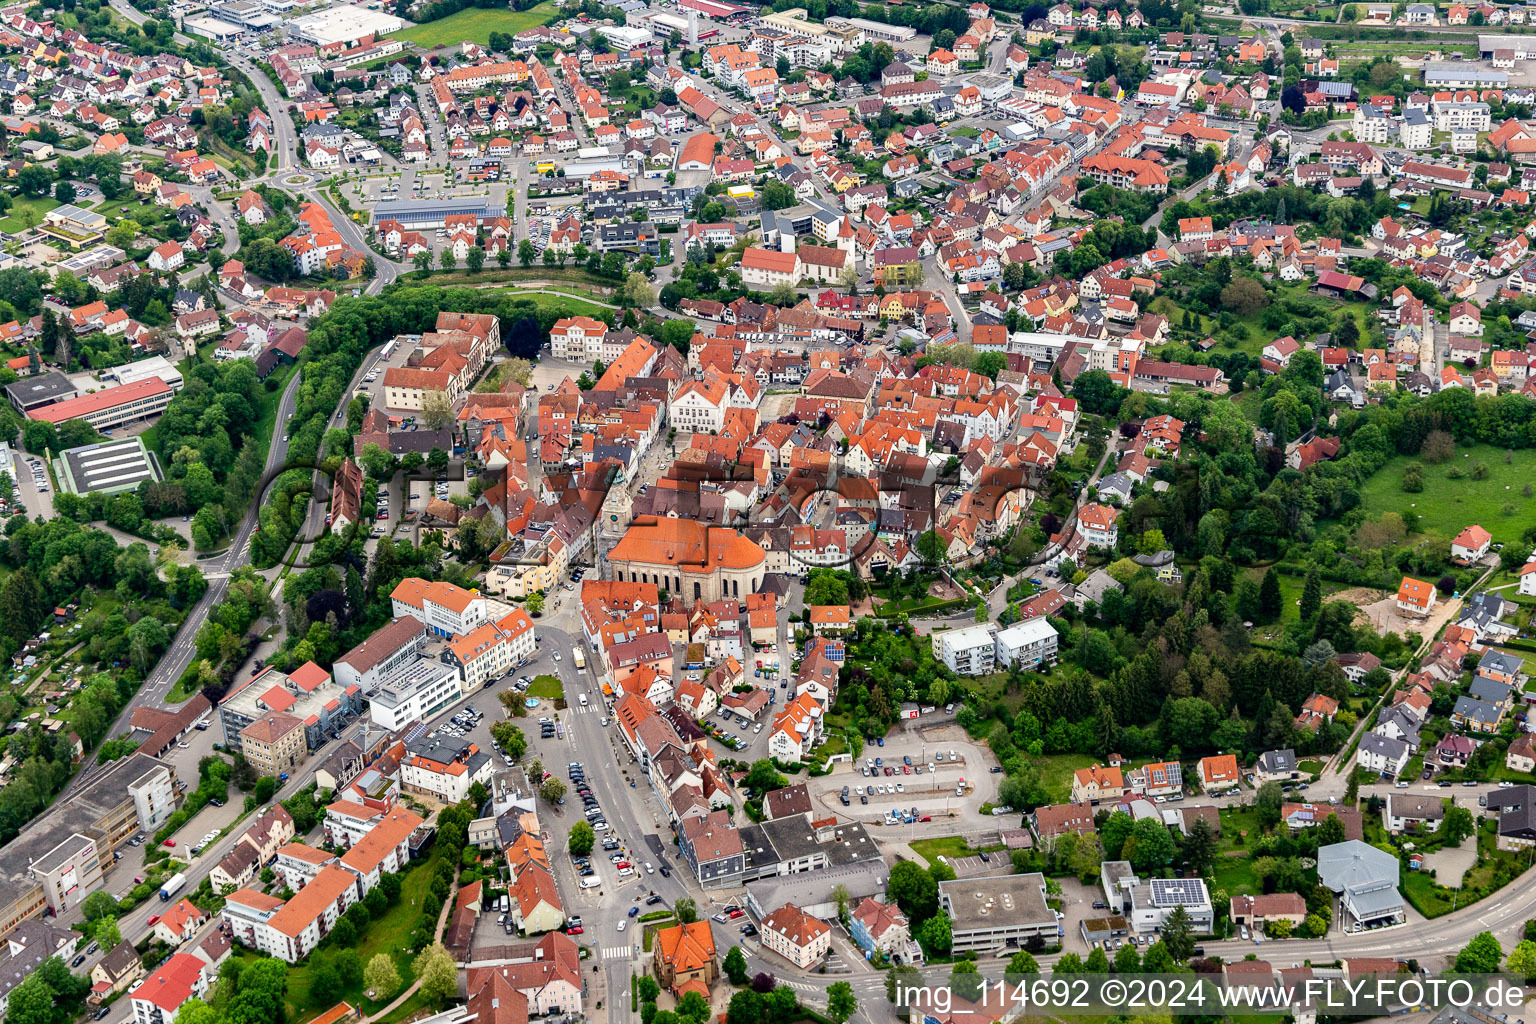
(1355, 443), (1536, 546)
(389, 3), (556, 46)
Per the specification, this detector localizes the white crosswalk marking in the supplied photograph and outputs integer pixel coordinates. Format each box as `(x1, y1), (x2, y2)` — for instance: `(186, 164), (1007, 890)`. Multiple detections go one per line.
(603, 946), (632, 960)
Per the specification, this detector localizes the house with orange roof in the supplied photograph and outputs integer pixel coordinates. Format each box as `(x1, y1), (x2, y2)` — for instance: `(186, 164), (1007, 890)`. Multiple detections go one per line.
(760, 904), (830, 969)
(1077, 503), (1119, 548)
(1396, 576), (1437, 616)
(1070, 763), (1124, 803)
(808, 605), (852, 635)
(1197, 753), (1241, 790)
(129, 954), (208, 1024)
(1451, 524), (1491, 564)
(767, 692), (823, 760)
(400, 732), (495, 804)
(390, 577), (488, 636)
(652, 921), (718, 995)
(152, 899), (208, 947)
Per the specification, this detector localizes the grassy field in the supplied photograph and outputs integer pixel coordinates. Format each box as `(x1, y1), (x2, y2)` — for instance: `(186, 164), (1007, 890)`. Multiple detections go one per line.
(390, 3), (556, 46)
(527, 674), (564, 699)
(1356, 443), (1536, 545)
(1029, 753), (1100, 804)
(236, 847), (444, 1020)
(0, 195), (59, 233)
(909, 836), (984, 865)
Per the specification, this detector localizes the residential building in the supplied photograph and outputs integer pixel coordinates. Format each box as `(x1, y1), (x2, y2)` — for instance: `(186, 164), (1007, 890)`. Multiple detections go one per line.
(652, 921), (718, 996)
(932, 623), (997, 676)
(1316, 840), (1403, 931)
(994, 617), (1058, 669)
(759, 904), (830, 968)
(130, 954), (208, 1024)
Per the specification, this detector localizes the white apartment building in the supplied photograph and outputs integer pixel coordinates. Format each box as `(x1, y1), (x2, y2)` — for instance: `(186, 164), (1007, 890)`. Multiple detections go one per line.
(128, 764), (179, 832)
(550, 315), (606, 361)
(995, 617), (1059, 669)
(932, 623), (997, 676)
(367, 658), (463, 731)
(1433, 100), (1490, 131)
(333, 615), (429, 693)
(390, 577), (488, 637)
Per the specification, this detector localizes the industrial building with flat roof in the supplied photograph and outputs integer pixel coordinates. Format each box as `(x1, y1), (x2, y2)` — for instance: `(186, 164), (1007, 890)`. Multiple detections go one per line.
(287, 4), (405, 47)
(370, 198), (506, 230)
(0, 753), (180, 940)
(102, 355), (184, 392)
(55, 437), (164, 495)
(5, 371), (78, 413)
(939, 873), (1057, 953)
(25, 377), (174, 430)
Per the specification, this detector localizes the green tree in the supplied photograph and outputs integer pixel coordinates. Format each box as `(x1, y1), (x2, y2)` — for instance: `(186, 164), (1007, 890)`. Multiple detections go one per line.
(1441, 804), (1475, 846)
(1299, 564), (1322, 622)
(568, 820), (595, 855)
(1127, 818), (1176, 873)
(674, 897), (698, 924)
(1315, 813), (1346, 848)
(1007, 950), (1040, 976)
(1183, 817), (1217, 877)
(1454, 931), (1503, 974)
(886, 964), (921, 1007)
(917, 912), (951, 956)
(518, 239), (536, 267)
(887, 860), (939, 922)
(724, 946), (750, 985)
(1507, 940), (1536, 983)
(413, 943), (458, 1004)
(95, 916), (121, 951)
(1259, 567), (1283, 620)
(826, 982), (856, 1024)
(949, 962), (982, 1003)
(1161, 905), (1195, 962)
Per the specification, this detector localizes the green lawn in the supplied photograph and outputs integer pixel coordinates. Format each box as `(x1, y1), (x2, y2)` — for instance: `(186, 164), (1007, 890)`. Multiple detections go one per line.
(527, 674), (564, 699)
(0, 195), (60, 233)
(389, 3), (556, 46)
(1356, 443), (1536, 545)
(909, 835), (1004, 867)
(1024, 753), (1099, 805)
(238, 847), (444, 1020)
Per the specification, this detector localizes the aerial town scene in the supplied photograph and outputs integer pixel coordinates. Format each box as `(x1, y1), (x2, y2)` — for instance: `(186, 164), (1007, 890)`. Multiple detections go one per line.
(8, 0), (1536, 1021)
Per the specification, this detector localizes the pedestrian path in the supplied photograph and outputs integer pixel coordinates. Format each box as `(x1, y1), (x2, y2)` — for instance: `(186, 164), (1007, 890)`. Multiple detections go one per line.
(603, 946), (632, 960)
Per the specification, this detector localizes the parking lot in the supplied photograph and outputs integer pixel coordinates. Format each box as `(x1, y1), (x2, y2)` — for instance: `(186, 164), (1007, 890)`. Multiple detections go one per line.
(10, 449), (54, 519)
(806, 726), (1003, 828)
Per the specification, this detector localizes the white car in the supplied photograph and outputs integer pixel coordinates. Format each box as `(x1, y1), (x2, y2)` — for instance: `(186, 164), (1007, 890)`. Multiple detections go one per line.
(617, 921), (626, 932)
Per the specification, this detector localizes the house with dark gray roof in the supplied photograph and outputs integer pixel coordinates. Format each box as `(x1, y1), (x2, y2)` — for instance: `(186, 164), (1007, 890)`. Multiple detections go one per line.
(1451, 694), (1504, 733)
(1255, 748), (1298, 781)
(1358, 732), (1409, 776)
(1487, 784), (1536, 851)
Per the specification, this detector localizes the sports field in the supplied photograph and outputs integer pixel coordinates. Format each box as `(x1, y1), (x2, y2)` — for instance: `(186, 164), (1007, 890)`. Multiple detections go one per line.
(389, 3), (556, 47)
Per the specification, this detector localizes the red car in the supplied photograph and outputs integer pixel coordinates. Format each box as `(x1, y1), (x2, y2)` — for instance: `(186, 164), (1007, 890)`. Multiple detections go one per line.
(919, 815), (932, 822)
(566, 925), (584, 935)
(162, 840), (176, 847)
(146, 915), (161, 926)
(728, 909), (744, 919)
(616, 861), (631, 870)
